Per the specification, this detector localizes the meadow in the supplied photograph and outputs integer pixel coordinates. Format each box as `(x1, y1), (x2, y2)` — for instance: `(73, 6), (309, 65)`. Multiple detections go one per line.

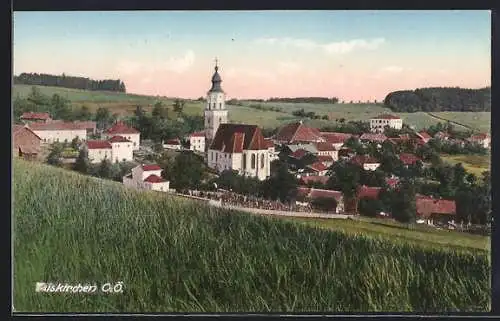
(13, 159), (490, 312)
(12, 85), (491, 132)
(441, 154), (491, 177)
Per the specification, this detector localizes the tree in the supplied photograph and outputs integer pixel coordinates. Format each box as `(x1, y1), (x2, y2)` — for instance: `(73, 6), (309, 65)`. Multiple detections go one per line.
(391, 178), (417, 224)
(358, 198), (383, 217)
(261, 160), (298, 203)
(327, 160), (361, 212)
(97, 159), (113, 178)
(73, 148), (90, 174)
(152, 101), (168, 119)
(173, 99), (185, 115)
(74, 105), (93, 121)
(168, 152), (205, 191)
(95, 107), (112, 130)
(51, 94), (72, 120)
(46, 142), (64, 167)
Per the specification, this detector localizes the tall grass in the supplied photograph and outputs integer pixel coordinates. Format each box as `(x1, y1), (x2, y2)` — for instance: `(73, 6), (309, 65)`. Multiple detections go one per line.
(13, 160), (490, 312)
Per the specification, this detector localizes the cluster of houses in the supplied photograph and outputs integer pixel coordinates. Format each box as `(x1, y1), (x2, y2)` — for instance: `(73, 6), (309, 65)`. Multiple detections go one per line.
(12, 62), (491, 226)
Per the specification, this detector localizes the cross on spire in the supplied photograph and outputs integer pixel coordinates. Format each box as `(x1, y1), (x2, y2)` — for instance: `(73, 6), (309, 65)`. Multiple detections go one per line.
(214, 57), (219, 72)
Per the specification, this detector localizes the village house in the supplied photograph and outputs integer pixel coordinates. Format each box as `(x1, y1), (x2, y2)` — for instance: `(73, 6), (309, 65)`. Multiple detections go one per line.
(434, 131), (450, 141)
(304, 161), (329, 176)
(188, 131), (206, 153)
(415, 194), (456, 226)
(369, 114), (403, 133)
(359, 133), (388, 145)
(207, 123), (271, 181)
(20, 112), (52, 124)
(13, 124), (42, 160)
(104, 121), (141, 150)
(399, 153), (421, 167)
(350, 155), (381, 171)
(85, 135), (134, 163)
(274, 121), (325, 144)
(28, 121), (88, 144)
(468, 133), (491, 149)
(163, 138), (182, 150)
(316, 155), (334, 168)
(295, 187), (344, 213)
(416, 131), (432, 144)
(320, 132), (352, 150)
(314, 142), (339, 161)
(123, 164), (170, 193)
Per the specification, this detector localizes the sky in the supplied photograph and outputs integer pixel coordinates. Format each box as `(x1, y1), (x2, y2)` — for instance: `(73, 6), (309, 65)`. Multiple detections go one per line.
(13, 10), (491, 101)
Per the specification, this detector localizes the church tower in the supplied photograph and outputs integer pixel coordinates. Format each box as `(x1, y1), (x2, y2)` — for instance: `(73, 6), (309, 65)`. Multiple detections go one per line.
(204, 59), (228, 143)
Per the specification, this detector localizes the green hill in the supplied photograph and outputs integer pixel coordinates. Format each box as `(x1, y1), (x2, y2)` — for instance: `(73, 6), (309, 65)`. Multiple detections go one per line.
(13, 160), (490, 312)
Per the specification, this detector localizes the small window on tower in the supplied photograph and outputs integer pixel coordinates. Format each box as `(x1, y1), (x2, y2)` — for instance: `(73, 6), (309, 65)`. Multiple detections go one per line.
(212, 103), (215, 109)
(219, 103), (222, 108)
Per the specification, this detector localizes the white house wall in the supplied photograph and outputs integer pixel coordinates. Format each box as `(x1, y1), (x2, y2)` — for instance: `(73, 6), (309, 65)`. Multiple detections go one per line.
(34, 129), (88, 144)
(88, 148), (112, 163)
(111, 142), (134, 162)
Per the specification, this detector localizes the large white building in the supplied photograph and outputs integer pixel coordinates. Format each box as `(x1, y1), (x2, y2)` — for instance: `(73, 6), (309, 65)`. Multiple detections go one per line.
(123, 164), (170, 192)
(85, 135), (134, 163)
(370, 114), (403, 133)
(204, 61), (228, 144)
(207, 124), (271, 181)
(29, 122), (89, 144)
(104, 122), (141, 150)
(189, 131), (206, 153)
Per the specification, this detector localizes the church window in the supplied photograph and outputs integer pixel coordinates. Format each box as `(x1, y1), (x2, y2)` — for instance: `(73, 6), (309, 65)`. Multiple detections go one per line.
(219, 117), (222, 124)
(243, 154), (247, 169)
(219, 103), (222, 108)
(215, 153), (218, 162)
(251, 154), (256, 169)
(261, 154), (265, 168)
(212, 103), (216, 109)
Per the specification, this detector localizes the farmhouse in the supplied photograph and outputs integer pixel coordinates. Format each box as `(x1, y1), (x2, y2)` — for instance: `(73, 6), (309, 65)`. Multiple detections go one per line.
(369, 114), (403, 133)
(207, 123), (271, 181)
(104, 121), (140, 150)
(359, 133), (388, 144)
(85, 135), (134, 163)
(274, 121), (325, 144)
(13, 124), (41, 160)
(20, 112), (52, 124)
(468, 133), (490, 149)
(123, 164), (170, 193)
(415, 194), (456, 226)
(164, 138), (182, 150)
(28, 121), (88, 144)
(350, 155), (381, 171)
(189, 131), (206, 153)
(295, 187), (344, 213)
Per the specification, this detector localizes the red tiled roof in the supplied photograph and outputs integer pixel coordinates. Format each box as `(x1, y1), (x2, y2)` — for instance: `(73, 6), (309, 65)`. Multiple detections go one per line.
(316, 155), (334, 163)
(417, 131), (432, 140)
(386, 178), (399, 188)
(275, 122), (324, 143)
(109, 135), (131, 143)
(28, 121), (87, 131)
(308, 161), (328, 172)
(320, 132), (352, 145)
(399, 153), (420, 166)
(470, 133), (490, 140)
(350, 155), (379, 166)
(372, 114), (401, 120)
(290, 148), (309, 159)
(106, 121), (140, 134)
(296, 187), (311, 198)
(210, 124), (267, 153)
(264, 138), (275, 148)
(144, 174), (166, 183)
(21, 112), (51, 120)
(416, 194), (456, 217)
(190, 131), (206, 138)
(360, 133), (387, 143)
(13, 125), (42, 154)
(309, 188), (343, 201)
(357, 185), (381, 199)
(314, 142), (336, 151)
(166, 138), (181, 145)
(299, 175), (330, 185)
(142, 164), (162, 171)
(87, 140), (112, 149)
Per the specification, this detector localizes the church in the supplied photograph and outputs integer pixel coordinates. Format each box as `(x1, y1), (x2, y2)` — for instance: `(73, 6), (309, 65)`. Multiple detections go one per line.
(202, 60), (271, 181)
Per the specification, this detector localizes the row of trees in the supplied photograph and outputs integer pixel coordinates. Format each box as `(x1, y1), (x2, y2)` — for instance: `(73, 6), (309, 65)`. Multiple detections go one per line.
(319, 120), (371, 135)
(14, 73), (126, 92)
(292, 108), (329, 120)
(384, 87), (491, 112)
(267, 97), (340, 104)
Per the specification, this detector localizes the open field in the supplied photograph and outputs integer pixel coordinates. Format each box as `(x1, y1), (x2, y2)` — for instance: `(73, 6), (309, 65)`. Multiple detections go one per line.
(12, 85), (490, 132)
(441, 154), (491, 177)
(13, 159), (490, 312)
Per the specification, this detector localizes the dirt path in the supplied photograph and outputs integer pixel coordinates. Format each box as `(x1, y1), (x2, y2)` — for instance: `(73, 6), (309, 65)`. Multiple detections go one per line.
(425, 112), (473, 131)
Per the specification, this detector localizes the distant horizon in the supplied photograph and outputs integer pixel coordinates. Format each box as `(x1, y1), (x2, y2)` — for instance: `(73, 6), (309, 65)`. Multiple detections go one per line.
(13, 11), (491, 101)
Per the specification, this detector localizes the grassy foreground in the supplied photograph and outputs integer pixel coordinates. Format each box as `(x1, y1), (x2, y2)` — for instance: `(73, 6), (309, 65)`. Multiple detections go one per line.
(13, 160), (490, 313)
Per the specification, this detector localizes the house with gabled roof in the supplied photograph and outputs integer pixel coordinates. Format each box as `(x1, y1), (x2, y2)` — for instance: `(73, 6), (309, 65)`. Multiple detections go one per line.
(295, 187), (344, 213)
(104, 121), (141, 150)
(13, 124), (42, 160)
(468, 133), (490, 149)
(123, 164), (170, 193)
(304, 161), (329, 176)
(85, 135), (134, 163)
(320, 132), (352, 149)
(399, 153), (421, 167)
(207, 123), (271, 180)
(416, 131), (432, 143)
(274, 121), (325, 144)
(21, 112), (52, 124)
(350, 155), (381, 171)
(360, 133), (388, 144)
(188, 131), (206, 153)
(28, 121), (89, 144)
(415, 194), (456, 225)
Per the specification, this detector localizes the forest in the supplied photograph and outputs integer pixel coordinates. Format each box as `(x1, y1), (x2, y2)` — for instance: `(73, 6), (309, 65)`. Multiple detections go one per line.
(383, 87), (491, 112)
(14, 73), (127, 93)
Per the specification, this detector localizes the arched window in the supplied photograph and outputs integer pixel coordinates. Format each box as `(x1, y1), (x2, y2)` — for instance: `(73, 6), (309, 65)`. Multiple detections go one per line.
(219, 103), (222, 108)
(251, 154), (256, 169)
(219, 117), (222, 124)
(261, 154), (265, 168)
(243, 154), (247, 169)
(212, 103), (216, 109)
